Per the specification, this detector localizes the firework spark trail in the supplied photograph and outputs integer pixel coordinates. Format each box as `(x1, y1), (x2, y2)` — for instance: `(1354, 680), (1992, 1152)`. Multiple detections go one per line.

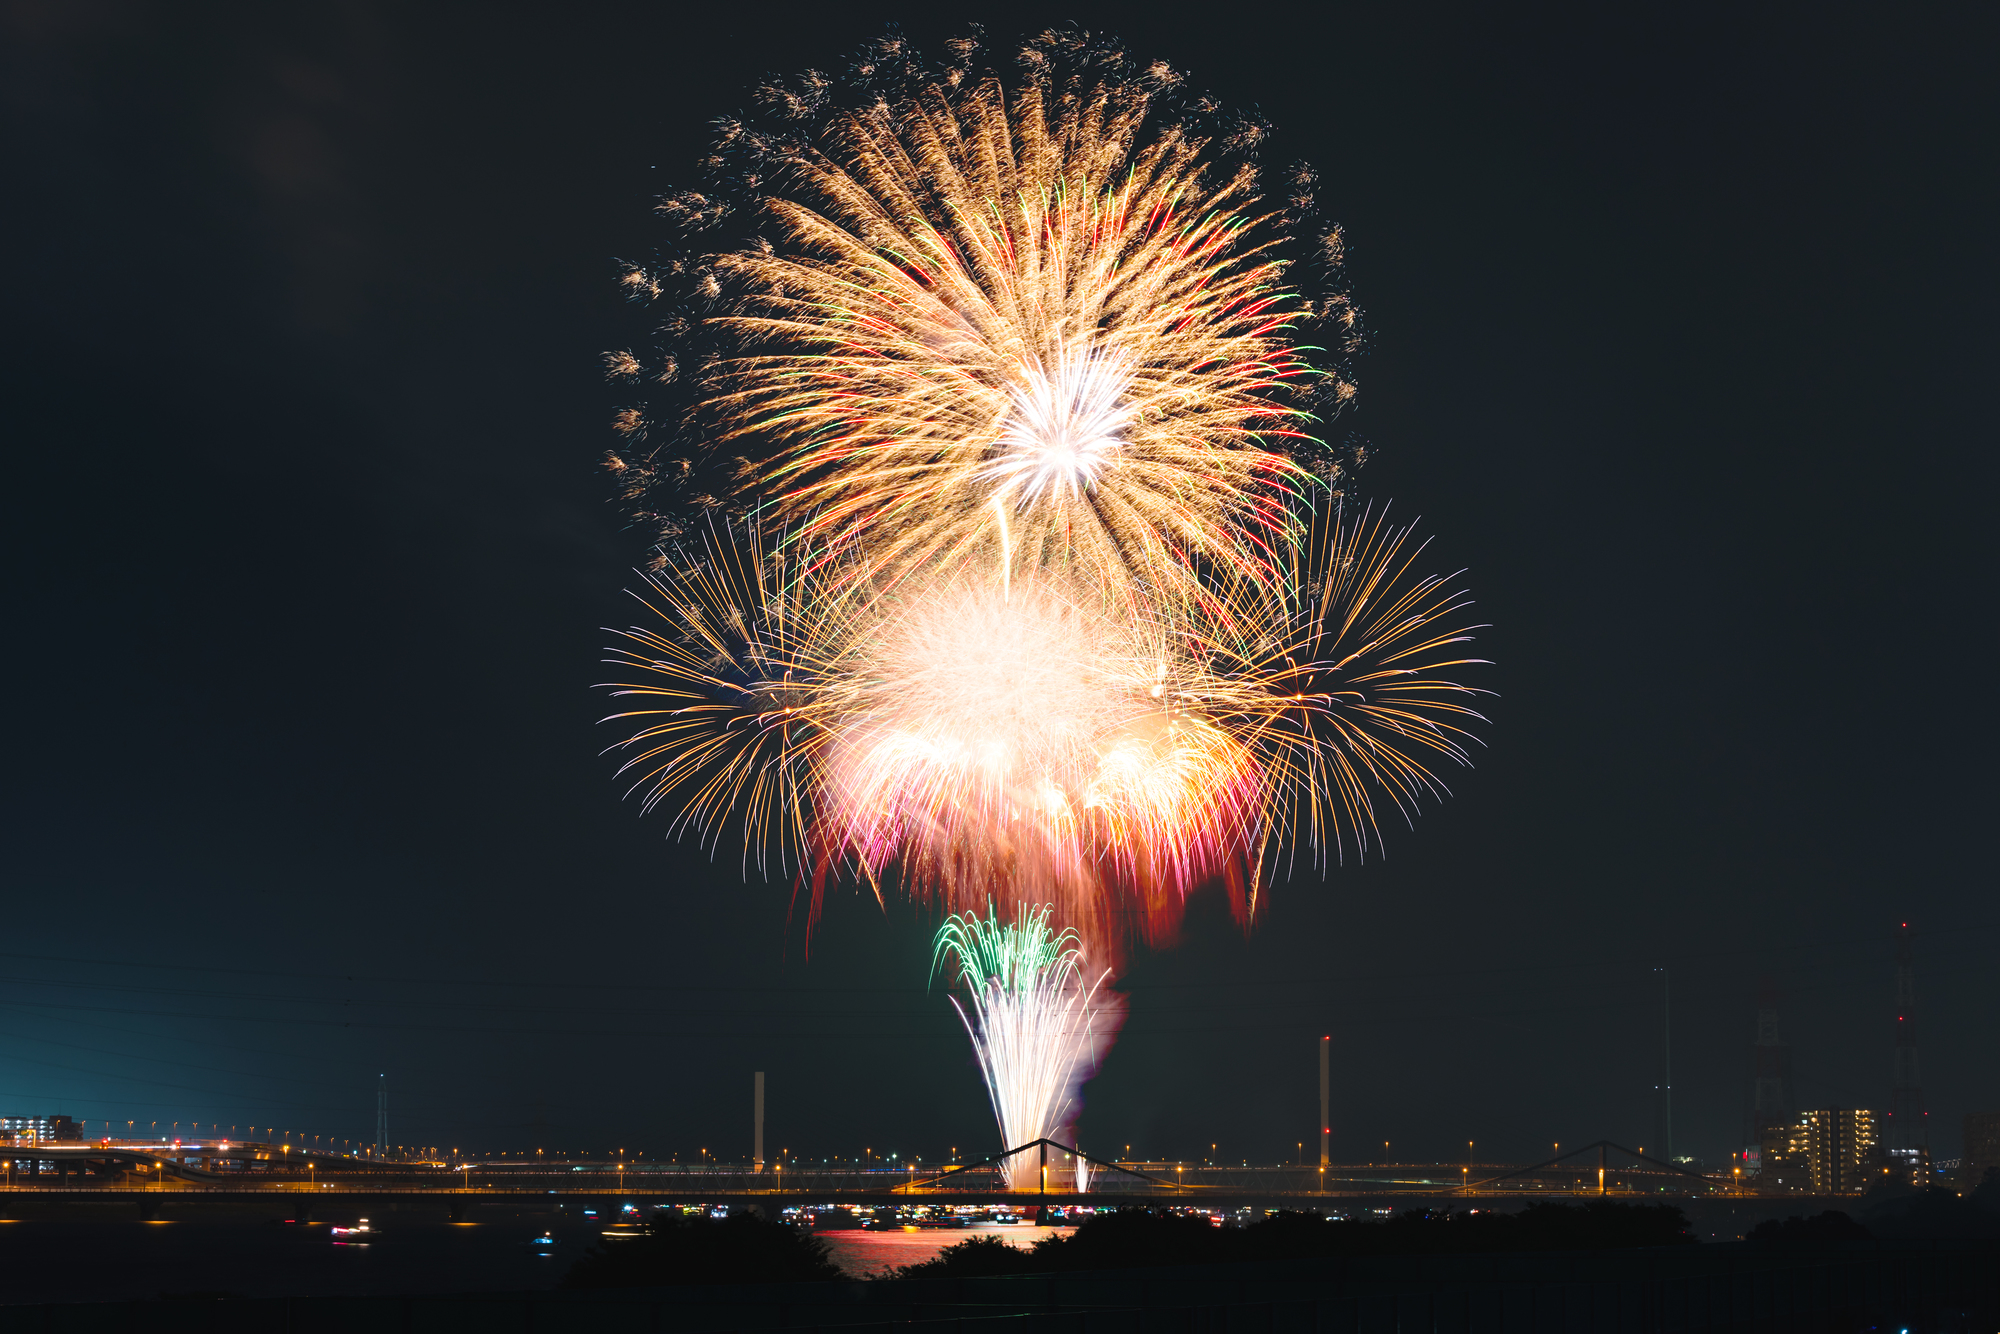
(603, 504), (1486, 948)
(712, 72), (1321, 594)
(597, 32), (1490, 1161)
(597, 521), (846, 880)
(820, 568), (1215, 937)
(607, 34), (1363, 597)
(932, 903), (1123, 1190)
(1185, 502), (1492, 895)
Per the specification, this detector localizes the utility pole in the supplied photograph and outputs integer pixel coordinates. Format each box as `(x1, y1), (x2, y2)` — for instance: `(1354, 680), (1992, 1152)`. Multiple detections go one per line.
(375, 1074), (387, 1159)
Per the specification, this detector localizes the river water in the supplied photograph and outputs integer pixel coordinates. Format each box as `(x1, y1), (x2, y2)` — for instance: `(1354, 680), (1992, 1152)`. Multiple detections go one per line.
(818, 1222), (1071, 1278)
(0, 1208), (1070, 1304)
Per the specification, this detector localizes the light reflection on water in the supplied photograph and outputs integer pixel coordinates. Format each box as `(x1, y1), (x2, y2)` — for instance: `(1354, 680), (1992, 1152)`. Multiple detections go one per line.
(0, 1213), (1080, 1302)
(817, 1223), (1075, 1278)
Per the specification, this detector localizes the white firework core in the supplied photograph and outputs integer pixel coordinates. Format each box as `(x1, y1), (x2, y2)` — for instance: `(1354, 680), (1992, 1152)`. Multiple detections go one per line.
(980, 351), (1134, 504)
(826, 576), (1159, 879)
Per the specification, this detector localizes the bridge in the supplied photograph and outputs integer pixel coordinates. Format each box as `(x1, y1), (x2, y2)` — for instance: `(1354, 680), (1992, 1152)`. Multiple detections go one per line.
(0, 1137), (1790, 1218)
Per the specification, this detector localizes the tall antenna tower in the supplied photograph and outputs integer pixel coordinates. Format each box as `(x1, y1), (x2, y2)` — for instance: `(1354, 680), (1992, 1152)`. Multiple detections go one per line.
(375, 1073), (388, 1158)
(1886, 923), (1929, 1186)
(753, 1071), (765, 1171)
(1749, 977), (1794, 1146)
(1653, 968), (1673, 1160)
(1318, 1036), (1330, 1168)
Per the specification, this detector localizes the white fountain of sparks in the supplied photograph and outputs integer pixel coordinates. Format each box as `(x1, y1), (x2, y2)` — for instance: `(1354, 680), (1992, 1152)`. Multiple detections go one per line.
(933, 903), (1124, 1191)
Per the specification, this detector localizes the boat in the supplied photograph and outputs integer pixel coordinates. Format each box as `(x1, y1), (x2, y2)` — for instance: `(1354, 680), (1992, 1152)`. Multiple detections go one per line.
(907, 1213), (969, 1229)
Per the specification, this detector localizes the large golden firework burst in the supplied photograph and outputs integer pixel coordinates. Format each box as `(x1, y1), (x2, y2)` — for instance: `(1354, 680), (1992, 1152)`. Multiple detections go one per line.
(600, 31), (1484, 957)
(601, 505), (1487, 954)
(606, 30), (1361, 595)
(711, 77), (1323, 589)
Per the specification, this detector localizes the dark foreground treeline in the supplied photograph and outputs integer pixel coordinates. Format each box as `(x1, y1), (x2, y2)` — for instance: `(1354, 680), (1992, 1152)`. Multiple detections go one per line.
(562, 1201), (1690, 1289)
(564, 1185), (2000, 1289)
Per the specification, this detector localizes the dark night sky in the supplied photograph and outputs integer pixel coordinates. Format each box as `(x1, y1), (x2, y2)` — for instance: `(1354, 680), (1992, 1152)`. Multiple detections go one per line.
(2, 3), (1994, 1169)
